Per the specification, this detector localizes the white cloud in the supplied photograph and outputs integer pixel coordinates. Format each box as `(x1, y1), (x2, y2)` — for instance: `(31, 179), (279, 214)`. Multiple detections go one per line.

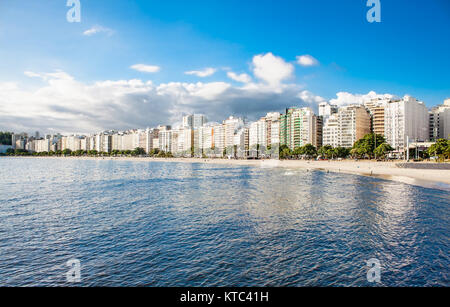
(130, 64), (161, 73)
(24, 70), (73, 81)
(252, 52), (294, 86)
(296, 55), (319, 67)
(24, 71), (42, 78)
(297, 90), (326, 104)
(83, 25), (114, 36)
(1, 68), (312, 134)
(185, 67), (216, 77)
(6, 53), (364, 134)
(227, 72), (252, 83)
(329, 91), (397, 107)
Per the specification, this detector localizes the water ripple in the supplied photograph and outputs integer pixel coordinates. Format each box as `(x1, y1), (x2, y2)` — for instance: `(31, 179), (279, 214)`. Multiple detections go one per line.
(0, 158), (449, 287)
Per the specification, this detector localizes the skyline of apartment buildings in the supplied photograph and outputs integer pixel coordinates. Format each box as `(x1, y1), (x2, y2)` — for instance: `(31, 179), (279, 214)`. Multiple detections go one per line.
(6, 96), (450, 158)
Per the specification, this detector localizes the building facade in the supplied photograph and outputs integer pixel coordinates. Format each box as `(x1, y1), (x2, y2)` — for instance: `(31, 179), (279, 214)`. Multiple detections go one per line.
(384, 96), (429, 153)
(429, 98), (450, 140)
(323, 105), (371, 148)
(280, 107), (318, 150)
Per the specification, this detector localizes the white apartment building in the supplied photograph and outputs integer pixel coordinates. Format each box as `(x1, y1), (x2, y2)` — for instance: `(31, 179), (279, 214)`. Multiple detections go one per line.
(323, 105), (371, 148)
(158, 128), (172, 153)
(429, 98), (450, 140)
(384, 96), (429, 153)
(198, 124), (214, 151)
(265, 112), (281, 145)
(318, 102), (338, 126)
(80, 138), (89, 151)
(295, 107), (317, 148)
(152, 138), (159, 150)
(213, 123), (225, 153)
(183, 114), (207, 129)
(223, 116), (245, 149)
(233, 127), (247, 148)
(319, 102), (338, 117)
(171, 127), (193, 156)
(94, 133), (113, 153)
(322, 115), (339, 147)
(34, 138), (51, 152)
(249, 118), (267, 148)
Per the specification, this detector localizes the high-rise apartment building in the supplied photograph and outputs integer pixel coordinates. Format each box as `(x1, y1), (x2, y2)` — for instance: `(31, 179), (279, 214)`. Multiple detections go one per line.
(319, 102), (338, 118)
(158, 126), (172, 153)
(213, 123), (225, 153)
(249, 118), (267, 148)
(265, 112), (281, 146)
(363, 98), (391, 137)
(280, 107), (318, 150)
(384, 96), (429, 153)
(171, 127), (193, 156)
(323, 105), (371, 148)
(223, 116), (245, 149)
(183, 114), (208, 129)
(429, 98), (450, 140)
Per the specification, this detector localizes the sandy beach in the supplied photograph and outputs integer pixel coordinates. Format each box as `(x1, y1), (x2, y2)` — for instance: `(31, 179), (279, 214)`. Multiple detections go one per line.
(9, 156), (450, 190)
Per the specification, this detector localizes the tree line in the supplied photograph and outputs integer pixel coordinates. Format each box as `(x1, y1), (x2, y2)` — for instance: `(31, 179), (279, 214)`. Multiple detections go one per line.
(279, 133), (395, 160)
(1, 147), (172, 158)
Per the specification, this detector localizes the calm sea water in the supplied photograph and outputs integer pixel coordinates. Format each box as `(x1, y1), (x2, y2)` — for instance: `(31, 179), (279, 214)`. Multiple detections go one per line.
(0, 157), (448, 287)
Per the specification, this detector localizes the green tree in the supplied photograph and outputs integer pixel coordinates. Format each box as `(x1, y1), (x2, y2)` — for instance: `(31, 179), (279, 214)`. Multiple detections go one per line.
(111, 149), (121, 156)
(88, 150), (98, 156)
(132, 147), (146, 156)
(62, 149), (72, 156)
(318, 145), (333, 159)
(0, 132), (12, 145)
(149, 148), (160, 156)
(444, 144), (450, 159)
(427, 139), (449, 156)
(279, 145), (292, 159)
(352, 133), (386, 159)
(334, 147), (350, 159)
(302, 144), (317, 159)
(427, 139), (450, 160)
(374, 143), (394, 159)
(293, 146), (303, 157)
(15, 149), (29, 156)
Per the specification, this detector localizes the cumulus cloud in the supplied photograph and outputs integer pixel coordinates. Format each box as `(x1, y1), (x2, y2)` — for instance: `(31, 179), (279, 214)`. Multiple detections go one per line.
(297, 90), (326, 104)
(227, 71), (252, 83)
(1, 68), (313, 134)
(329, 91), (397, 107)
(4, 53), (367, 134)
(83, 25), (114, 36)
(130, 64), (161, 73)
(185, 67), (216, 77)
(296, 55), (319, 67)
(252, 52), (294, 86)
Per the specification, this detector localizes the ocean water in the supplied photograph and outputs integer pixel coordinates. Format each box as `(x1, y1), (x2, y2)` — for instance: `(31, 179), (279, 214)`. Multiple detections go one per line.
(0, 157), (448, 287)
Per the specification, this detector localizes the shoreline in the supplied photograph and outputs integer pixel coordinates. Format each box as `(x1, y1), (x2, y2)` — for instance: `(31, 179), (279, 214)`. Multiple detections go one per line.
(5, 156), (450, 191)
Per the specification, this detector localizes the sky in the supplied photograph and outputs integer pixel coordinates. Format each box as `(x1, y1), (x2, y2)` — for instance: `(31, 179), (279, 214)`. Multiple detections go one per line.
(0, 0), (449, 134)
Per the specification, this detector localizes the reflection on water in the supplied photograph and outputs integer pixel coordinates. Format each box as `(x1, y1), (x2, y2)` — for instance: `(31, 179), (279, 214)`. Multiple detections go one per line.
(0, 158), (448, 286)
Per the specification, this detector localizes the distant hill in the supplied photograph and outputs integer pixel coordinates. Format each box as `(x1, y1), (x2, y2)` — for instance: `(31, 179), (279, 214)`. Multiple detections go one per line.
(0, 132), (12, 145)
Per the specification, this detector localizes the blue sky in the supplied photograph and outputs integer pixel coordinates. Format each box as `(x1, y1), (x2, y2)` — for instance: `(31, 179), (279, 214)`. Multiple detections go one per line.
(0, 0), (449, 133)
